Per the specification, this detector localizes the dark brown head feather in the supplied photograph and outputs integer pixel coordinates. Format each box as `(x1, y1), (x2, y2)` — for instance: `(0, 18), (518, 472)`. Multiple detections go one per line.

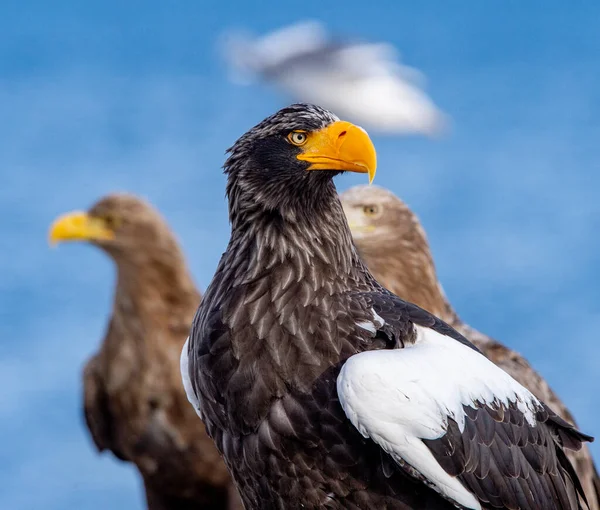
(224, 104), (342, 226)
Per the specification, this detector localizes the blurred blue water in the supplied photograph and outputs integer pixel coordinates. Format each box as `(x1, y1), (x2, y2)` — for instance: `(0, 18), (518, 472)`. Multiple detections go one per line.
(1, 2), (599, 509)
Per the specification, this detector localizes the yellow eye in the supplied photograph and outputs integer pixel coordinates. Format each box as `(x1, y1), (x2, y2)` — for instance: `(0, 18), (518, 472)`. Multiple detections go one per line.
(363, 205), (379, 217)
(288, 131), (308, 146)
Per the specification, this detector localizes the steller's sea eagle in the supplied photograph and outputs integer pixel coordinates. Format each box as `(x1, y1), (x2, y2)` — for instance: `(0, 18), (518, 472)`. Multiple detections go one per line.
(340, 184), (600, 509)
(49, 194), (242, 510)
(182, 104), (593, 509)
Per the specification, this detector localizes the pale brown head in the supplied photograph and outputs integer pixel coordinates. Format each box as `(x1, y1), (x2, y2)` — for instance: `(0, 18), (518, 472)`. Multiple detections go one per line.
(340, 184), (457, 322)
(49, 193), (181, 258)
(48, 193), (199, 306)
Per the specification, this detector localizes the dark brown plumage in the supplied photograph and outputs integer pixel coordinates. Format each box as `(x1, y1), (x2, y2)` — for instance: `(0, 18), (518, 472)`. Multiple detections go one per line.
(184, 104), (593, 509)
(49, 194), (241, 510)
(341, 183), (600, 509)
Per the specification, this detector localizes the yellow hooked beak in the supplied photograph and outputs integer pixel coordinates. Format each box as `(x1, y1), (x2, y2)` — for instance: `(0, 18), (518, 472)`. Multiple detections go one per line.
(48, 211), (115, 246)
(296, 121), (377, 184)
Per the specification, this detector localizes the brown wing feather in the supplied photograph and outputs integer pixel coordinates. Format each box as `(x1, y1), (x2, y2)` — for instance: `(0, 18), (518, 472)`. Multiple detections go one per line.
(459, 322), (600, 510)
(423, 402), (588, 510)
(143, 476), (237, 510)
(82, 354), (127, 461)
(360, 290), (592, 510)
(99, 305), (240, 508)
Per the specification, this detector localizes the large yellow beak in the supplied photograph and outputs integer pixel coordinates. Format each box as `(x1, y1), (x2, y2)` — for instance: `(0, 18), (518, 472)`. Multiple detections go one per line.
(48, 211), (115, 246)
(297, 121), (377, 183)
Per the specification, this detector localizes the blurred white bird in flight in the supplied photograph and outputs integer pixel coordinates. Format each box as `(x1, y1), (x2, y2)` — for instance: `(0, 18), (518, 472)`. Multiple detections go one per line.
(221, 20), (448, 136)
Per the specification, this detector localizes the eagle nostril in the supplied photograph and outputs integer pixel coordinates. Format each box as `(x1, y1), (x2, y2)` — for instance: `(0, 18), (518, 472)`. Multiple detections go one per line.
(338, 130), (347, 139)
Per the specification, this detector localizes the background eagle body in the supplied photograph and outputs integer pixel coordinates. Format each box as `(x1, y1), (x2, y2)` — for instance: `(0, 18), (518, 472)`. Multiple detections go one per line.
(341, 184), (600, 509)
(184, 104), (593, 510)
(50, 194), (241, 510)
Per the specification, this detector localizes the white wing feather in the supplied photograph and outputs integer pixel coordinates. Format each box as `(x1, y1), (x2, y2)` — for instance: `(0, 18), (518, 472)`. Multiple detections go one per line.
(180, 336), (202, 418)
(337, 325), (540, 510)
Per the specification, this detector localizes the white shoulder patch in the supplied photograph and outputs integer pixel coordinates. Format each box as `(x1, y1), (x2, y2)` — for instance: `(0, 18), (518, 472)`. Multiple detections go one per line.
(372, 309), (385, 328)
(180, 337), (202, 418)
(337, 325), (541, 510)
(355, 308), (386, 335)
(356, 321), (377, 334)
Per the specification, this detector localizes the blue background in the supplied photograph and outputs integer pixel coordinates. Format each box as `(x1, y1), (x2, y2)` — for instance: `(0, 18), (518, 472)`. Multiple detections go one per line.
(1, 2), (598, 508)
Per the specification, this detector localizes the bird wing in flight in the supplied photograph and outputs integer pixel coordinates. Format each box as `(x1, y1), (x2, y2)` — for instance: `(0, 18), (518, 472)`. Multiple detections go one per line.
(221, 21), (446, 135)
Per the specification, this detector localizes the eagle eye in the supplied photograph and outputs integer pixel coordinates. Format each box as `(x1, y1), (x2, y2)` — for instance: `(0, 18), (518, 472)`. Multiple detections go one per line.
(287, 131), (308, 146)
(103, 214), (121, 229)
(363, 205), (380, 217)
